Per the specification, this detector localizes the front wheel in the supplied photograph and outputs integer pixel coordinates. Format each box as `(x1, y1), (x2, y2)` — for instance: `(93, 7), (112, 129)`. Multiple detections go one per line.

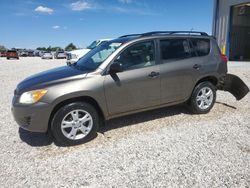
(51, 102), (99, 146)
(188, 81), (216, 114)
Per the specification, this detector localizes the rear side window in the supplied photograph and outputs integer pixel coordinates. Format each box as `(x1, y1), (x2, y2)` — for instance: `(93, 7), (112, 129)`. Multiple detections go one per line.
(190, 38), (210, 56)
(160, 39), (191, 61)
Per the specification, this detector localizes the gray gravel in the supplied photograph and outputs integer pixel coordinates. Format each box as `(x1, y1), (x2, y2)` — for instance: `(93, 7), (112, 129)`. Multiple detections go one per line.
(0, 57), (249, 187)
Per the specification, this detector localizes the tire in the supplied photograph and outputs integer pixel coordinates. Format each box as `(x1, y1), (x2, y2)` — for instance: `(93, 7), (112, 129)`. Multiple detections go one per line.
(51, 102), (99, 146)
(188, 81), (216, 114)
(7, 57), (9, 60)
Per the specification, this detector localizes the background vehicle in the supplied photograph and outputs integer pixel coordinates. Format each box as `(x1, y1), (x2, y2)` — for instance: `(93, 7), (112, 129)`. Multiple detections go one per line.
(66, 39), (111, 63)
(6, 50), (19, 59)
(28, 51), (34, 57)
(20, 51), (29, 57)
(12, 31), (249, 146)
(33, 50), (41, 57)
(41, 52), (53, 59)
(0, 51), (7, 57)
(55, 51), (67, 59)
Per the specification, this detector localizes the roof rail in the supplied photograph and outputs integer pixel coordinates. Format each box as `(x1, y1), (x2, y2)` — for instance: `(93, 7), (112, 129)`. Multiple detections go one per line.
(119, 31), (209, 38)
(119, 34), (142, 38)
(169, 31), (208, 36)
(142, 31), (209, 36)
(142, 31), (171, 36)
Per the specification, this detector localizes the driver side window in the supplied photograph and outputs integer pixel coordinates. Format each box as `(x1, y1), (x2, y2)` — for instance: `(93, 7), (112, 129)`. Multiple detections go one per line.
(115, 41), (155, 71)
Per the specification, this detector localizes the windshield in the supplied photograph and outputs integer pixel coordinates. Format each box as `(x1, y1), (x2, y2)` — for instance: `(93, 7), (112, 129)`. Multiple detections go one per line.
(75, 42), (122, 70)
(87, 40), (100, 50)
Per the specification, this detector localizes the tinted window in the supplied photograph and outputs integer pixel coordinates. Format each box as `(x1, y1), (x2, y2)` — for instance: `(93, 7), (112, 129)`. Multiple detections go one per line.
(115, 41), (155, 71)
(160, 39), (191, 61)
(190, 38), (210, 56)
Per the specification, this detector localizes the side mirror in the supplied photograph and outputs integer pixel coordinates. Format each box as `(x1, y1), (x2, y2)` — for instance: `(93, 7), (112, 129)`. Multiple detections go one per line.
(109, 62), (123, 74)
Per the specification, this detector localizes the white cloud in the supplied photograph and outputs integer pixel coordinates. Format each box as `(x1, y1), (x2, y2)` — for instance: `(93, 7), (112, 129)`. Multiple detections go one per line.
(118, 0), (133, 4)
(34, 6), (54, 14)
(70, 1), (93, 11)
(52, 25), (60, 29)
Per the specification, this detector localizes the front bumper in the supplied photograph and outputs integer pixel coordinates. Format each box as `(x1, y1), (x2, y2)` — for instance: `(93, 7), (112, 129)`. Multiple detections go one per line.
(12, 97), (51, 133)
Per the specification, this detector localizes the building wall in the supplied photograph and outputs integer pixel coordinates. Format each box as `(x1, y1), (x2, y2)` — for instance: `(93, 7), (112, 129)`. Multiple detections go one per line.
(212, 0), (250, 55)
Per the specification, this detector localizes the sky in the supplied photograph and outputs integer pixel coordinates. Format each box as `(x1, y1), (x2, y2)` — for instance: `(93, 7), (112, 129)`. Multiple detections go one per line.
(0, 0), (213, 49)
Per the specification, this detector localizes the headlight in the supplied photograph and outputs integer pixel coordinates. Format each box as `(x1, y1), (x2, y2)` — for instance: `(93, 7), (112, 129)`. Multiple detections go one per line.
(19, 89), (47, 104)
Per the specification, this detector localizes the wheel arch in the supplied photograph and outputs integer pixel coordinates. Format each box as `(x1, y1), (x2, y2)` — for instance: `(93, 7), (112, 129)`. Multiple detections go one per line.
(196, 75), (218, 87)
(185, 75), (218, 102)
(48, 96), (105, 132)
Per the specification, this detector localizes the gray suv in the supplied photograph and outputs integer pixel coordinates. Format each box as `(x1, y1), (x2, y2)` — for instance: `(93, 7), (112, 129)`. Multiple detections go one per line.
(12, 31), (249, 145)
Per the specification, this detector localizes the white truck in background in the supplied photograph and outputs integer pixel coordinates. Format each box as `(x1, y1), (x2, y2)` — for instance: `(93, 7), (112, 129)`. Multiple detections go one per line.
(66, 39), (112, 63)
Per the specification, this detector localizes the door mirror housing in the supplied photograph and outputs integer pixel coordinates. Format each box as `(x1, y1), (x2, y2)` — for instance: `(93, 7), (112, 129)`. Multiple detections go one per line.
(109, 62), (123, 74)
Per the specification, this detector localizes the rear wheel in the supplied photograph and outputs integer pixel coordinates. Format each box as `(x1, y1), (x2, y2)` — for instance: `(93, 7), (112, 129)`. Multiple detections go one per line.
(188, 81), (216, 114)
(51, 102), (99, 146)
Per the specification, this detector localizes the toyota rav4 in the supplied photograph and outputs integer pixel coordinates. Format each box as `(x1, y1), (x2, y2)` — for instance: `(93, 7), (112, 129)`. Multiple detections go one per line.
(12, 31), (249, 145)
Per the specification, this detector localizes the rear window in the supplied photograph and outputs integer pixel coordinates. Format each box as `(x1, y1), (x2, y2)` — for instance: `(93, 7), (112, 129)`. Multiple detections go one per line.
(190, 38), (210, 56)
(160, 39), (191, 61)
(7, 50), (17, 53)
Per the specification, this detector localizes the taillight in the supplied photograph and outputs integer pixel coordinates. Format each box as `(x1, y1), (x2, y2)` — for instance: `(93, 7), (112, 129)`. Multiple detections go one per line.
(220, 53), (228, 64)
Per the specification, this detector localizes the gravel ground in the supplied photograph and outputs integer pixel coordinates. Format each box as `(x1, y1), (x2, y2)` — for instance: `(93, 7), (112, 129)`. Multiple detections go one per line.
(0, 57), (249, 187)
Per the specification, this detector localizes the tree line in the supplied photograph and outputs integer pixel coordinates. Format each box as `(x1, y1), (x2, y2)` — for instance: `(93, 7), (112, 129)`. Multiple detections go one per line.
(0, 43), (77, 52)
(37, 43), (77, 52)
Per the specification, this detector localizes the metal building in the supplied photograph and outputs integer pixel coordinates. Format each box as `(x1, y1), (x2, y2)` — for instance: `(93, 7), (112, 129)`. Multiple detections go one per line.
(213, 0), (250, 61)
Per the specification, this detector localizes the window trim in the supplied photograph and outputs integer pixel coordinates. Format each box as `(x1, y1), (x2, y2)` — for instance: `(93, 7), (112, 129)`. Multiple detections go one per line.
(104, 39), (158, 74)
(159, 38), (193, 63)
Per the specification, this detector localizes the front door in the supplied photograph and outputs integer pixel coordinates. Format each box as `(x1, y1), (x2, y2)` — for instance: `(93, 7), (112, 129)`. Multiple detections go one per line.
(104, 40), (161, 115)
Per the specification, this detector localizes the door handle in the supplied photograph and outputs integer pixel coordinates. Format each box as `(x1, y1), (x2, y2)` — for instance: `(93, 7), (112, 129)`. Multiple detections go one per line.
(193, 64), (201, 70)
(148, 71), (160, 78)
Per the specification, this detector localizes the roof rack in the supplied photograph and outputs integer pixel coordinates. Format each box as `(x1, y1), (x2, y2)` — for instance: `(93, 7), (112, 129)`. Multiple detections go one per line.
(119, 34), (142, 38)
(142, 31), (209, 36)
(119, 31), (209, 38)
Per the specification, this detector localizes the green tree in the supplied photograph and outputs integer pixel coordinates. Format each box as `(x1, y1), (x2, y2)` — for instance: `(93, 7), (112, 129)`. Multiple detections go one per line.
(0, 45), (7, 52)
(51, 47), (63, 52)
(36, 47), (47, 51)
(47, 46), (52, 52)
(65, 43), (77, 51)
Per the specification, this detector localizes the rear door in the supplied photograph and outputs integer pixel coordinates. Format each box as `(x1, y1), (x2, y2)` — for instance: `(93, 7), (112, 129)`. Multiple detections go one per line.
(104, 40), (161, 115)
(158, 38), (202, 104)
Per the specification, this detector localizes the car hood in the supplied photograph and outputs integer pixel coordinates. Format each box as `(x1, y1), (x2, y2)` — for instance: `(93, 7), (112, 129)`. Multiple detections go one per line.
(16, 65), (88, 94)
